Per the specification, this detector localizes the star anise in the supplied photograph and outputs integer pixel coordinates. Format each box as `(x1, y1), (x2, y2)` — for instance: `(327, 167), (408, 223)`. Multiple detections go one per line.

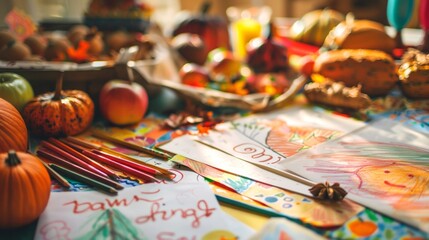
(309, 181), (347, 201)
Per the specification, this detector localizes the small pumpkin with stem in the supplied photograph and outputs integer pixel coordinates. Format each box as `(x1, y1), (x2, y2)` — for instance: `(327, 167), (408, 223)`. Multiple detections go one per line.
(0, 98), (28, 152)
(22, 73), (94, 137)
(0, 150), (51, 228)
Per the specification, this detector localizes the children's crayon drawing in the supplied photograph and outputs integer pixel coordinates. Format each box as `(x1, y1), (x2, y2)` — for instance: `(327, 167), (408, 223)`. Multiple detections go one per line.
(327, 208), (429, 239)
(372, 108), (429, 134)
(249, 218), (325, 240)
(281, 118), (429, 233)
(160, 135), (311, 196)
(196, 107), (364, 166)
(35, 181), (254, 240)
(173, 155), (363, 227)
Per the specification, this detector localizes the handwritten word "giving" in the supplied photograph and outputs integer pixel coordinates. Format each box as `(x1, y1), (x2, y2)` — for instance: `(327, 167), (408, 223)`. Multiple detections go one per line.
(136, 199), (216, 228)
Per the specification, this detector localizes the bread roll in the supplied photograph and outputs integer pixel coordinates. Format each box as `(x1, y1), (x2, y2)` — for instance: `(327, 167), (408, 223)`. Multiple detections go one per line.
(304, 80), (371, 110)
(398, 48), (429, 99)
(313, 49), (398, 96)
(323, 20), (396, 54)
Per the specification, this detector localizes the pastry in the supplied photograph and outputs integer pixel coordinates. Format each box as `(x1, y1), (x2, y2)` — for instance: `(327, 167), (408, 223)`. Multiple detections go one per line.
(398, 48), (429, 99)
(323, 19), (396, 54)
(313, 49), (398, 96)
(304, 80), (371, 110)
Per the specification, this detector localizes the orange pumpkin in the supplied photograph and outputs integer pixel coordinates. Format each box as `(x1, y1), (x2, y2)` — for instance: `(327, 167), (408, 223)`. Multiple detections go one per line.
(0, 98), (28, 152)
(0, 150), (51, 228)
(23, 75), (94, 137)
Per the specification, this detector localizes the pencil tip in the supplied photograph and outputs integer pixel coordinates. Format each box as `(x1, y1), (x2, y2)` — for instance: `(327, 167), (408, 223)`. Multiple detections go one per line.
(109, 189), (119, 195)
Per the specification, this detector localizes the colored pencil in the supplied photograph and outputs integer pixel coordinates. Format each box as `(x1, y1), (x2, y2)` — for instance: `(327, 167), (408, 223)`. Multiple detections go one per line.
(50, 163), (118, 196)
(215, 194), (288, 218)
(40, 140), (109, 179)
(91, 149), (161, 176)
(65, 136), (175, 178)
(37, 149), (124, 190)
(41, 160), (72, 189)
(65, 136), (100, 149)
(81, 149), (160, 183)
(62, 138), (167, 179)
(48, 137), (120, 180)
(59, 138), (91, 152)
(91, 129), (173, 160)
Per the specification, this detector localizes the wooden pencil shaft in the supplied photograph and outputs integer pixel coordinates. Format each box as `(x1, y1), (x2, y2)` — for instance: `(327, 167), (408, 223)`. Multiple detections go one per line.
(50, 164), (118, 196)
(82, 149), (160, 183)
(100, 147), (174, 177)
(257, 163), (315, 187)
(63, 136), (174, 177)
(37, 149), (124, 190)
(40, 140), (109, 179)
(92, 149), (158, 175)
(66, 136), (102, 149)
(60, 139), (90, 152)
(41, 160), (71, 189)
(92, 130), (172, 160)
(49, 138), (119, 180)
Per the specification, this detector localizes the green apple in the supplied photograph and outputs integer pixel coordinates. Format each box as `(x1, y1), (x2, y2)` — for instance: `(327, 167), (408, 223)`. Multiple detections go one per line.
(0, 73), (34, 111)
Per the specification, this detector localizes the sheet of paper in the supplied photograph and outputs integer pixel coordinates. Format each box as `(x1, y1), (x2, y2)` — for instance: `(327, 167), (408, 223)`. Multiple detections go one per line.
(249, 217), (325, 240)
(174, 155), (363, 227)
(280, 118), (429, 233)
(160, 135), (311, 196)
(34, 180), (254, 240)
(195, 106), (365, 166)
(327, 208), (429, 239)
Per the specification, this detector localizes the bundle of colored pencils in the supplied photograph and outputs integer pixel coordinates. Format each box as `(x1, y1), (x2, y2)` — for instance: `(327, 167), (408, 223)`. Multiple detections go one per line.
(37, 134), (175, 195)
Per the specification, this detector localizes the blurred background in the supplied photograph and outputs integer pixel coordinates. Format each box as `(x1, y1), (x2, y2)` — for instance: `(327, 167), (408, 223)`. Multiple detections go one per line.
(0, 0), (422, 31)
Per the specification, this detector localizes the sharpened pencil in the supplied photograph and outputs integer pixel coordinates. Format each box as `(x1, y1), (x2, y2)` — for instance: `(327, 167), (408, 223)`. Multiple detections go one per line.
(49, 163), (118, 195)
(65, 136), (175, 179)
(82, 149), (160, 183)
(41, 160), (71, 189)
(48, 137), (120, 180)
(92, 129), (173, 160)
(40, 140), (110, 179)
(65, 136), (100, 149)
(37, 149), (124, 190)
(91, 149), (160, 176)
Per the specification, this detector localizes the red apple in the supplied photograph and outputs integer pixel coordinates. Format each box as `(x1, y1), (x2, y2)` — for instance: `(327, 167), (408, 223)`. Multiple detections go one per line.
(99, 80), (148, 125)
(179, 63), (210, 88)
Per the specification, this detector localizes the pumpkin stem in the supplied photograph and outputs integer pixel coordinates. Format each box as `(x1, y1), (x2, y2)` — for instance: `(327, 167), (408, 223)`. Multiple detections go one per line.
(5, 150), (21, 167)
(53, 72), (64, 100)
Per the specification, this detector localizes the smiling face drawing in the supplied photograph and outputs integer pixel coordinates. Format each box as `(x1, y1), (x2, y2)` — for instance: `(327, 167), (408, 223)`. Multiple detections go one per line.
(356, 163), (429, 197)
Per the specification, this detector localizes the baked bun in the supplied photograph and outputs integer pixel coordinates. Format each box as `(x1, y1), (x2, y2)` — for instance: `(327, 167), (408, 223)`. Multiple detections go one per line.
(323, 19), (396, 54)
(398, 48), (429, 99)
(313, 49), (398, 96)
(304, 80), (371, 110)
